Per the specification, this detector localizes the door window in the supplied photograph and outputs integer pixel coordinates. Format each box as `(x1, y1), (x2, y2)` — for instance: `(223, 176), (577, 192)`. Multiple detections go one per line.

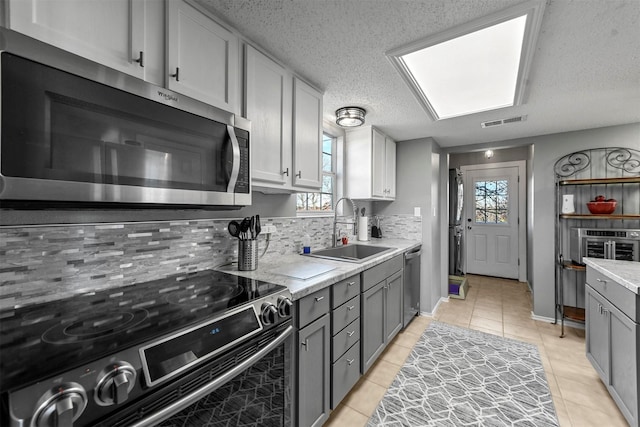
(474, 179), (509, 224)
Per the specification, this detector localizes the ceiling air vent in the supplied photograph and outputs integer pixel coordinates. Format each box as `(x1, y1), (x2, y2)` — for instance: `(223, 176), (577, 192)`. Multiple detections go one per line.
(481, 114), (527, 128)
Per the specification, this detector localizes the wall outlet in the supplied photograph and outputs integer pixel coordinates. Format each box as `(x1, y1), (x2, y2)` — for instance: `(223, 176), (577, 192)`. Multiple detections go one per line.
(414, 207), (421, 216)
(262, 225), (277, 234)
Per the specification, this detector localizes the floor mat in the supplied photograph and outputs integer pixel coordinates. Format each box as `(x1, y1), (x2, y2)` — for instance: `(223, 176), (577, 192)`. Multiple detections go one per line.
(368, 321), (559, 426)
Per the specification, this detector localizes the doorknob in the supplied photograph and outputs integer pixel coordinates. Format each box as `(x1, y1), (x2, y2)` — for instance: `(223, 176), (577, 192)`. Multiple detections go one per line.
(467, 226), (472, 230)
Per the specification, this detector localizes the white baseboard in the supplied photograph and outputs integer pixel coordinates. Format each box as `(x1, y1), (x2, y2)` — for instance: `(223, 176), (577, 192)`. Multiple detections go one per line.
(420, 296), (449, 317)
(530, 312), (585, 330)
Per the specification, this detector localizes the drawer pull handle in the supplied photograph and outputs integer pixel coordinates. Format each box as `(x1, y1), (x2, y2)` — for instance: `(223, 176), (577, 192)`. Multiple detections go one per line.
(301, 339), (309, 351)
(347, 358), (355, 366)
(347, 330), (356, 337)
(596, 278), (608, 284)
(348, 281), (356, 287)
(314, 296), (324, 302)
(347, 305), (355, 311)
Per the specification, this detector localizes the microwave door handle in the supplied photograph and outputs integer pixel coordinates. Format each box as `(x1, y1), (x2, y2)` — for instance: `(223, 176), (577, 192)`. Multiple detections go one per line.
(226, 125), (240, 193)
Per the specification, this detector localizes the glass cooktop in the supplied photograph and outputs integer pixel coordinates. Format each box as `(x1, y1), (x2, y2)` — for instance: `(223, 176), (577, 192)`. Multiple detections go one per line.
(0, 270), (286, 392)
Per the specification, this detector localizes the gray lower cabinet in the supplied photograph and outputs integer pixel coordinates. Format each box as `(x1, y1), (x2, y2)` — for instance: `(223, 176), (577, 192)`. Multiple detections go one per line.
(297, 289), (331, 427)
(361, 255), (404, 373)
(585, 266), (640, 427)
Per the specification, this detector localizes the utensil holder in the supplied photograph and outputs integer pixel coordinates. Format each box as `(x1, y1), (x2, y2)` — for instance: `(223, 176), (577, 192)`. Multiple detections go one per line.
(238, 239), (258, 271)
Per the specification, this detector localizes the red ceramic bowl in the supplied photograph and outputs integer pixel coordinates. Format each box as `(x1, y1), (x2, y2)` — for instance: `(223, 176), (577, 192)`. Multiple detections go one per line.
(586, 201), (617, 214)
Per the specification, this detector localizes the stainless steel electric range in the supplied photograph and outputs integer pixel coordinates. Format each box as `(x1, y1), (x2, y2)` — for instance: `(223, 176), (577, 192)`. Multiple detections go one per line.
(0, 270), (294, 427)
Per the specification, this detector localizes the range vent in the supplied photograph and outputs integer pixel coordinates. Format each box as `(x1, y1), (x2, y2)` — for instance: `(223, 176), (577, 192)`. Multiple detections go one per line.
(481, 115), (527, 128)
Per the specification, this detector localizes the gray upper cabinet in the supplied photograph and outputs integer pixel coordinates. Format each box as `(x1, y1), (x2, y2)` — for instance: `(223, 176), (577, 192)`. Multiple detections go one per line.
(245, 52), (322, 192)
(585, 266), (640, 427)
(292, 78), (323, 189)
(345, 126), (396, 200)
(166, 0), (239, 113)
(244, 45), (292, 187)
(6, 0), (159, 82)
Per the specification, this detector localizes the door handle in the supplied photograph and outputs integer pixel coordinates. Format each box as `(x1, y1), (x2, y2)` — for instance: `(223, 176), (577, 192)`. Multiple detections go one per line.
(467, 226), (472, 230)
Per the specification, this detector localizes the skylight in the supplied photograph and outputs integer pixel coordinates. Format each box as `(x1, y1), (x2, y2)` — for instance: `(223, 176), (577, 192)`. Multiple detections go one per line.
(387, 0), (545, 121)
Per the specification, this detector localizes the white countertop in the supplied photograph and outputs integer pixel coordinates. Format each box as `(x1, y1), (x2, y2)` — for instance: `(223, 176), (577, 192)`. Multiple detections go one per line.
(217, 238), (421, 300)
(583, 258), (640, 294)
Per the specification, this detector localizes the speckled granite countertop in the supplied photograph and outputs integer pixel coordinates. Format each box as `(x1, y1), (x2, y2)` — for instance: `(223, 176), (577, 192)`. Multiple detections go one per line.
(217, 238), (421, 300)
(584, 258), (640, 294)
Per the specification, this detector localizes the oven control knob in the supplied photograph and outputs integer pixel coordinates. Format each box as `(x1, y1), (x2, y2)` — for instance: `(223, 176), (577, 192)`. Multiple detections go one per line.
(277, 296), (293, 318)
(261, 303), (278, 325)
(32, 382), (87, 427)
(95, 362), (136, 406)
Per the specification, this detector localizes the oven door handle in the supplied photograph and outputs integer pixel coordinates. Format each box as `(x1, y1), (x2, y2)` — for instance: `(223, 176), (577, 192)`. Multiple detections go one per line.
(129, 324), (293, 427)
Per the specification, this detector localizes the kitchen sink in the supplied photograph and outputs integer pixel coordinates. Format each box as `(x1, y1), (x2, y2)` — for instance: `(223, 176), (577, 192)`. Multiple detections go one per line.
(304, 244), (394, 263)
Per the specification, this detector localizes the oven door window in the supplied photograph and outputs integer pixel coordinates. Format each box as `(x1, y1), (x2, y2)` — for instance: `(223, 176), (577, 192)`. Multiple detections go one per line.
(2, 53), (234, 192)
(156, 334), (292, 427)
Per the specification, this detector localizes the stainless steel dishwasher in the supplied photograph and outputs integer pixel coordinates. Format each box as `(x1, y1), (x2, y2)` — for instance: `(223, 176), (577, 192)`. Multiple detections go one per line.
(403, 245), (422, 328)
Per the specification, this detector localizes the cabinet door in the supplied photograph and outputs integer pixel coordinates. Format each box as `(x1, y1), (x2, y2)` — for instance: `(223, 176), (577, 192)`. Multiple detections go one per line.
(586, 285), (609, 380)
(292, 78), (323, 189)
(298, 314), (330, 427)
(608, 301), (638, 425)
(166, 0), (239, 112)
(371, 128), (386, 198)
(8, 0), (148, 79)
(361, 280), (386, 373)
(245, 45), (292, 186)
(385, 137), (396, 199)
(385, 270), (403, 342)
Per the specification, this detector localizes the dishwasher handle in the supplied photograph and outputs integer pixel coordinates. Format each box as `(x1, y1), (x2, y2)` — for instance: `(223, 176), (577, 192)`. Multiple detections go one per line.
(405, 247), (422, 260)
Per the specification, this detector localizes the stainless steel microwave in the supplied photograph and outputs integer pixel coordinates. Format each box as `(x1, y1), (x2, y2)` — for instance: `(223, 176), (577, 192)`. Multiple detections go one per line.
(0, 28), (250, 208)
(570, 227), (640, 264)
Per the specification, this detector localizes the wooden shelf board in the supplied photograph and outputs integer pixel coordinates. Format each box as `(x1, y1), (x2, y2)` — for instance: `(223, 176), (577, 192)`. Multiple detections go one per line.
(563, 306), (585, 322)
(562, 261), (586, 271)
(559, 177), (640, 186)
(560, 214), (640, 220)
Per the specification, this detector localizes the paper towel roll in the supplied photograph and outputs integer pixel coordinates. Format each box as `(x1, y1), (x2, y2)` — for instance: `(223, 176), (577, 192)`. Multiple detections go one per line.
(358, 217), (369, 241)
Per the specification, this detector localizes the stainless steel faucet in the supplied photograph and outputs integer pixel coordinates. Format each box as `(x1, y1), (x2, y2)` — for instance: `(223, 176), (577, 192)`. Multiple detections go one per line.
(332, 197), (358, 247)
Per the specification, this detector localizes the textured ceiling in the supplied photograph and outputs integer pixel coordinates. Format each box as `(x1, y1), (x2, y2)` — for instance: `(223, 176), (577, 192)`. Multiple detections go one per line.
(195, 0), (640, 147)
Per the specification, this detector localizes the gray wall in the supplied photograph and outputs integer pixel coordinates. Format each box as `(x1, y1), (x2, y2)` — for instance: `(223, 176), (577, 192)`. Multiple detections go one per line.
(530, 123), (640, 318)
(374, 137), (443, 314)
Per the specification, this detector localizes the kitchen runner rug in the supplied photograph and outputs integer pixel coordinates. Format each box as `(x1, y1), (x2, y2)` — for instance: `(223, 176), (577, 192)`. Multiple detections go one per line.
(368, 321), (559, 427)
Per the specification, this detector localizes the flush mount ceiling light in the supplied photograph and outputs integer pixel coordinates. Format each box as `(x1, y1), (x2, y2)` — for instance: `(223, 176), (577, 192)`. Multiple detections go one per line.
(336, 107), (366, 127)
(386, 0), (545, 121)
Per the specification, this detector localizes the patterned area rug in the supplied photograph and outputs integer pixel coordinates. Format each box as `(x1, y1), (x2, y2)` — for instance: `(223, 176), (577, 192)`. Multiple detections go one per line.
(368, 321), (559, 427)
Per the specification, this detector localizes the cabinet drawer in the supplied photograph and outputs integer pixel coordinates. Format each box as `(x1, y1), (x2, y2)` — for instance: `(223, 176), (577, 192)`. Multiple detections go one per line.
(332, 318), (360, 362)
(362, 255), (403, 292)
(587, 268), (639, 321)
(332, 295), (360, 335)
(332, 275), (361, 309)
(298, 287), (331, 328)
(331, 342), (360, 408)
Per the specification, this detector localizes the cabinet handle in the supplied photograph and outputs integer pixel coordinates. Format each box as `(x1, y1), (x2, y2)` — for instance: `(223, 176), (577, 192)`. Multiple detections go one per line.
(296, 170), (302, 178)
(170, 67), (180, 82)
(314, 296), (324, 302)
(301, 339), (309, 351)
(283, 167), (289, 176)
(596, 278), (608, 285)
(347, 305), (355, 311)
(346, 358), (355, 366)
(134, 51), (144, 67)
(347, 330), (355, 337)
(347, 281), (356, 287)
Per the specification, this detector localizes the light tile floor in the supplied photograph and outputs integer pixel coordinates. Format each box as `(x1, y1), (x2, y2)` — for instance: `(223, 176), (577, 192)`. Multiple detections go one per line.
(324, 274), (628, 427)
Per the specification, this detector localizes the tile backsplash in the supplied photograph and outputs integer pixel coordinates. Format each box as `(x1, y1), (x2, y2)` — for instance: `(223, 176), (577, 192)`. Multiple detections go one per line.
(0, 214), (421, 309)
